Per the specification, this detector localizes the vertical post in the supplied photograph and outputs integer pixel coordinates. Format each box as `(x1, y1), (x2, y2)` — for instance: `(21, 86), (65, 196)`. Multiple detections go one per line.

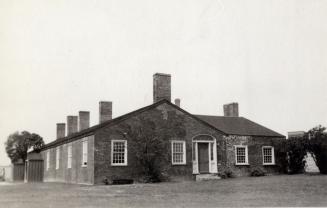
(212, 139), (218, 173)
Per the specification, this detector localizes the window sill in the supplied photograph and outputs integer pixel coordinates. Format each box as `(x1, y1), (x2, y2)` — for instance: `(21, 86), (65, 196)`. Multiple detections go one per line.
(172, 163), (186, 166)
(111, 164), (128, 166)
(81, 165), (87, 168)
(235, 163), (249, 166)
(263, 163), (275, 166)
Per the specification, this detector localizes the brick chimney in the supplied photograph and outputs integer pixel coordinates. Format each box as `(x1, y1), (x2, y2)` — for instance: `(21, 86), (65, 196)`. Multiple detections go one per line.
(223, 102), (239, 117)
(174, 98), (181, 107)
(56, 123), (66, 139)
(99, 101), (112, 123)
(153, 73), (171, 103)
(67, 116), (78, 135)
(79, 111), (90, 131)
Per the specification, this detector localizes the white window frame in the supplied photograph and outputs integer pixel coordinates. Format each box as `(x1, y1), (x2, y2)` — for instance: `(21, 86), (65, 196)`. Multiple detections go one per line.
(262, 146), (275, 165)
(234, 145), (249, 165)
(67, 144), (72, 169)
(56, 147), (60, 169)
(171, 140), (186, 165)
(82, 139), (88, 167)
(46, 150), (50, 170)
(111, 140), (128, 166)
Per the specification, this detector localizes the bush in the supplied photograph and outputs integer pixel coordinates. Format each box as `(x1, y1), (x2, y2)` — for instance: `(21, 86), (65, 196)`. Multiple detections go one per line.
(307, 126), (327, 174)
(219, 167), (234, 179)
(286, 137), (307, 174)
(250, 167), (266, 177)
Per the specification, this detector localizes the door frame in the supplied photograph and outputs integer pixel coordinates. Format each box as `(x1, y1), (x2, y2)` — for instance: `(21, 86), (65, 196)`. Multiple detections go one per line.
(192, 134), (218, 174)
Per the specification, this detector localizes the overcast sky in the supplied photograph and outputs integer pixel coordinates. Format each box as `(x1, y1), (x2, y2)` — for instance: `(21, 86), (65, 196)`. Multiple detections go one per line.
(1, 0), (326, 166)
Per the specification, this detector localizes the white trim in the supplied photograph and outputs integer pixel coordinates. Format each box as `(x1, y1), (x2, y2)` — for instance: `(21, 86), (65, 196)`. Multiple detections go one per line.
(262, 146), (275, 165)
(82, 140), (88, 167)
(46, 150), (50, 170)
(55, 147), (60, 169)
(67, 143), (72, 169)
(191, 134), (215, 141)
(111, 140), (128, 166)
(211, 139), (218, 173)
(192, 142), (199, 174)
(171, 140), (186, 165)
(192, 134), (218, 174)
(234, 145), (249, 165)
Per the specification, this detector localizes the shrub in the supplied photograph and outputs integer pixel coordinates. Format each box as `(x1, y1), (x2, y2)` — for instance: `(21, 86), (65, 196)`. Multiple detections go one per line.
(307, 126), (327, 174)
(219, 167), (234, 179)
(250, 167), (266, 177)
(286, 137), (307, 174)
(103, 177), (111, 185)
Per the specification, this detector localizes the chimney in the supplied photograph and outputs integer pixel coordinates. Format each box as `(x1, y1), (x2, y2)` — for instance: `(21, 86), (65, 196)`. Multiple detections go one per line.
(99, 101), (112, 123)
(223, 102), (239, 117)
(153, 73), (171, 103)
(174, 98), (181, 107)
(79, 111), (90, 131)
(56, 123), (66, 139)
(67, 116), (78, 135)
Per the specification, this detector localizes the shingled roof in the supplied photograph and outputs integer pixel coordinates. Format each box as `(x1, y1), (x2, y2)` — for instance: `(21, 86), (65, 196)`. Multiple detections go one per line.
(41, 100), (284, 151)
(195, 115), (285, 137)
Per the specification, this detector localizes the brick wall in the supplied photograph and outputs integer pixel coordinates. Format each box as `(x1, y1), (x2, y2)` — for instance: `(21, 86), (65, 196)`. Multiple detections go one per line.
(224, 135), (285, 176)
(41, 135), (94, 184)
(93, 103), (225, 184)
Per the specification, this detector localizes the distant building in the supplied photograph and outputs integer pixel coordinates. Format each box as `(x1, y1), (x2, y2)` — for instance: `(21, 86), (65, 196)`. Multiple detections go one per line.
(288, 131), (319, 173)
(33, 73), (285, 185)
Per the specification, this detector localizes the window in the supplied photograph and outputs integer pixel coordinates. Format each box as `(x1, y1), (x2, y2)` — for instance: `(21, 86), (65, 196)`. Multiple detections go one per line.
(56, 147), (60, 169)
(171, 141), (186, 165)
(67, 144), (72, 169)
(82, 140), (88, 167)
(262, 146), (275, 165)
(235, 145), (248, 165)
(46, 151), (50, 170)
(111, 140), (127, 166)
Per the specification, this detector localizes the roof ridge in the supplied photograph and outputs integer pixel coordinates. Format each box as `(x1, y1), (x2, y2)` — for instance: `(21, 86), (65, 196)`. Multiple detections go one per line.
(42, 99), (170, 150)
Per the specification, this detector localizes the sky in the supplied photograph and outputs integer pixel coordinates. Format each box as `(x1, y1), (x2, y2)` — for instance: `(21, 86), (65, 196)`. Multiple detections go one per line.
(0, 0), (326, 166)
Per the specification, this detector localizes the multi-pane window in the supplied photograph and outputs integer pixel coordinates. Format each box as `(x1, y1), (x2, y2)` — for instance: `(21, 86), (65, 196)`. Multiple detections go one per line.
(111, 140), (127, 166)
(171, 141), (186, 165)
(82, 140), (88, 167)
(56, 147), (60, 169)
(235, 145), (248, 165)
(67, 144), (72, 169)
(46, 151), (50, 170)
(262, 146), (275, 165)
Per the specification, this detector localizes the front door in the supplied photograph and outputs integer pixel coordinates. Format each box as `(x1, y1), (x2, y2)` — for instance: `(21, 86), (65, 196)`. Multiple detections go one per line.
(198, 143), (209, 173)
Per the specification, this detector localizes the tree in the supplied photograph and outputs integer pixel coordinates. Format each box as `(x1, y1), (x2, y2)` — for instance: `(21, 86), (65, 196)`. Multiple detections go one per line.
(121, 109), (186, 182)
(306, 125), (327, 174)
(5, 131), (45, 163)
(285, 136), (308, 174)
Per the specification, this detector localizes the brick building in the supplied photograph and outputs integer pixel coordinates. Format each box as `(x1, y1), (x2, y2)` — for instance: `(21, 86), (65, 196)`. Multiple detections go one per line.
(39, 73), (285, 185)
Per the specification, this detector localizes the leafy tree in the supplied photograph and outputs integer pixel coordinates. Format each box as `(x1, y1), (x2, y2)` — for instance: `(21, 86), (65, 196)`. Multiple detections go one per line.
(285, 136), (308, 174)
(306, 125), (327, 174)
(121, 109), (186, 182)
(5, 131), (44, 163)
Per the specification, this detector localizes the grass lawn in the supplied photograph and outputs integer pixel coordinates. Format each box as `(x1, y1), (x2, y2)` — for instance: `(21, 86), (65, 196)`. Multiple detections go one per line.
(0, 174), (326, 207)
